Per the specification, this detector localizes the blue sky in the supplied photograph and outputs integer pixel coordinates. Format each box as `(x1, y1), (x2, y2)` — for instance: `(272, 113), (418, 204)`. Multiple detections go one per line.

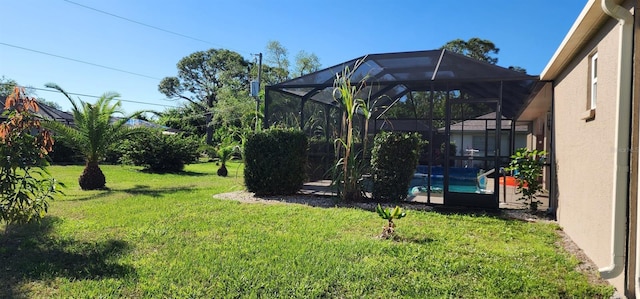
(1, 0), (587, 114)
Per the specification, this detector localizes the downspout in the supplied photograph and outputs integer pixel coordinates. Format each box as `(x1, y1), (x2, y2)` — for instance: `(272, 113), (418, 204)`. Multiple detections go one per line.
(549, 82), (558, 220)
(633, 5), (640, 297)
(599, 0), (634, 280)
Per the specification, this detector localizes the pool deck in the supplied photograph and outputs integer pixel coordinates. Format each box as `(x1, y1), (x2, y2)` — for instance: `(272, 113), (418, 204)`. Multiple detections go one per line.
(299, 179), (549, 211)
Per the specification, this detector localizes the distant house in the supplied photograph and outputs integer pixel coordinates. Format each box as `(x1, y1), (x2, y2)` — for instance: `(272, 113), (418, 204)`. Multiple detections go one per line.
(0, 95), (74, 125)
(443, 112), (528, 159)
(1, 95), (178, 135)
(518, 0), (637, 295)
(371, 118), (432, 133)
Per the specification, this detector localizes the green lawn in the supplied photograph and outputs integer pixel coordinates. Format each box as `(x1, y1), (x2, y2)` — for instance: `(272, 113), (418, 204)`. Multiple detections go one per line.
(1, 162), (613, 298)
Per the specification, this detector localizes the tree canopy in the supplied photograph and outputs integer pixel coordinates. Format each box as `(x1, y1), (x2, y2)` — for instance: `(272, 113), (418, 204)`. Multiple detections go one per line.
(441, 38), (500, 65)
(159, 49), (249, 109)
(0, 76), (17, 97)
(159, 48), (249, 144)
(294, 50), (321, 77)
(263, 40), (322, 83)
(265, 40), (290, 83)
(157, 43), (319, 145)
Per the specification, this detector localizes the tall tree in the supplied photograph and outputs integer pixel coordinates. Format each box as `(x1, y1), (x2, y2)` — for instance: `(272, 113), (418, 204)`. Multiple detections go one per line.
(43, 83), (140, 190)
(159, 48), (249, 144)
(0, 76), (17, 97)
(294, 50), (321, 77)
(265, 40), (290, 83)
(441, 37), (500, 64)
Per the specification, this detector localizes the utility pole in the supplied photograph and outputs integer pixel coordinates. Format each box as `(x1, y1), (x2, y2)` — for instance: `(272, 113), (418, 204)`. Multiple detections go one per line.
(257, 52), (262, 125)
(251, 53), (263, 131)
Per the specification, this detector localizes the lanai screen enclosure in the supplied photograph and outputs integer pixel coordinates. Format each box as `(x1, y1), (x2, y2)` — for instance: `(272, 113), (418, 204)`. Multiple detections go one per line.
(264, 49), (541, 209)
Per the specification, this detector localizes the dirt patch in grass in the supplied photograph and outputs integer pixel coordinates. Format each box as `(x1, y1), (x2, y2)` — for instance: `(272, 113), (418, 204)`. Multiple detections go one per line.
(214, 190), (437, 212)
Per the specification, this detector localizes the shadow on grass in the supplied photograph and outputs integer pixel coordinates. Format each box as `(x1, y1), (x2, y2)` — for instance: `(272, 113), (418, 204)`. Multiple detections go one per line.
(121, 184), (197, 197)
(0, 216), (136, 298)
(68, 185), (199, 201)
(138, 169), (208, 177)
(429, 205), (503, 217)
(241, 193), (537, 224)
(393, 235), (435, 244)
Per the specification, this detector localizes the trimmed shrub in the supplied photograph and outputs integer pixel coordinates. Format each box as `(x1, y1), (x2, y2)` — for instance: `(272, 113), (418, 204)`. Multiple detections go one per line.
(371, 132), (422, 202)
(244, 129), (307, 195)
(120, 128), (200, 173)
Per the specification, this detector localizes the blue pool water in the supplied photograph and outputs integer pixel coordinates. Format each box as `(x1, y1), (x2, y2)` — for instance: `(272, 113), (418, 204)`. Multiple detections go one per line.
(447, 185), (480, 193)
(409, 166), (489, 194)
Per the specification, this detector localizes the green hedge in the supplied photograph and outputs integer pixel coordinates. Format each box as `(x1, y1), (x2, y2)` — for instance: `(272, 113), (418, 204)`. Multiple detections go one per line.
(244, 129), (308, 196)
(371, 132), (422, 202)
(120, 128), (200, 173)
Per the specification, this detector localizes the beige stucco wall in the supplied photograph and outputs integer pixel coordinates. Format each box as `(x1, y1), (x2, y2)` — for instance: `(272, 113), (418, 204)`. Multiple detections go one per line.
(553, 14), (624, 289)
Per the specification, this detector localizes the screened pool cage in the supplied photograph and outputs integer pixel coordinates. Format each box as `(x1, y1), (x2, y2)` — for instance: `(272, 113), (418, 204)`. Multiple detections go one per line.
(264, 49), (542, 209)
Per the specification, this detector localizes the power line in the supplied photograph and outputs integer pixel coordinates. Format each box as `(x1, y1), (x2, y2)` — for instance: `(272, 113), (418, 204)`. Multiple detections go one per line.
(36, 86), (177, 108)
(63, 0), (252, 55)
(0, 42), (161, 80)
(1, 83), (178, 108)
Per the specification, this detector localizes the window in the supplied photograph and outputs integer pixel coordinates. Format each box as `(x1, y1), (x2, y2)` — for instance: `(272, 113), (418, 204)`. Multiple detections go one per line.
(589, 52), (598, 110)
(583, 52), (598, 121)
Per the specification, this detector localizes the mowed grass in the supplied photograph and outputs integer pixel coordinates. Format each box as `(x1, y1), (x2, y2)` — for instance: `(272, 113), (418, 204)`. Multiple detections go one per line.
(1, 162), (613, 298)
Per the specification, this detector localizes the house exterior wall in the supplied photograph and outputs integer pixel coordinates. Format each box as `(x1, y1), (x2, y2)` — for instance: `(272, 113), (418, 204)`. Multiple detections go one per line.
(553, 14), (624, 289)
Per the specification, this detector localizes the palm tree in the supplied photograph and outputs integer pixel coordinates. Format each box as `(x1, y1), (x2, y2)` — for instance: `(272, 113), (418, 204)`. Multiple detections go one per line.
(216, 144), (237, 177)
(44, 83), (140, 190)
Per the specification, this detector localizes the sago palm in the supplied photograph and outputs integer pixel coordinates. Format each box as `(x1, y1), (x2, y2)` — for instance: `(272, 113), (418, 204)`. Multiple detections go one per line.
(44, 83), (139, 190)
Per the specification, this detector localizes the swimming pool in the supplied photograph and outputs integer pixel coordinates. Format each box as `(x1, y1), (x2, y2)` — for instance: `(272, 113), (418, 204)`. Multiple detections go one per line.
(409, 166), (491, 195)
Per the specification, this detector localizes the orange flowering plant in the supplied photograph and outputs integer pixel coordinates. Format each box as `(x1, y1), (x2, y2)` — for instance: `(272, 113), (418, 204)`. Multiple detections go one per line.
(0, 87), (62, 227)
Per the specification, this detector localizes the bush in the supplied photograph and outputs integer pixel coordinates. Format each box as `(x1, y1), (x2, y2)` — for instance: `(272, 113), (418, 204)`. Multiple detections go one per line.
(48, 134), (84, 164)
(102, 141), (127, 165)
(244, 129), (307, 195)
(120, 128), (200, 173)
(1, 87), (61, 225)
(371, 132), (422, 202)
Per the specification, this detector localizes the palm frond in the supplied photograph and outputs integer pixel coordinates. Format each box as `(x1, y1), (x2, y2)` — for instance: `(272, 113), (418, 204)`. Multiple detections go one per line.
(43, 84), (143, 163)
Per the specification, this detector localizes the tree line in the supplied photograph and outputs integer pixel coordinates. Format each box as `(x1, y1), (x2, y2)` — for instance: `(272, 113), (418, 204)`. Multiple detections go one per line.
(157, 40), (321, 145)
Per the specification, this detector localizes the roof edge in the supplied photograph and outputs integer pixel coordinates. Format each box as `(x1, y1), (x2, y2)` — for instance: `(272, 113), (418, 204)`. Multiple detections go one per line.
(541, 0), (615, 80)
